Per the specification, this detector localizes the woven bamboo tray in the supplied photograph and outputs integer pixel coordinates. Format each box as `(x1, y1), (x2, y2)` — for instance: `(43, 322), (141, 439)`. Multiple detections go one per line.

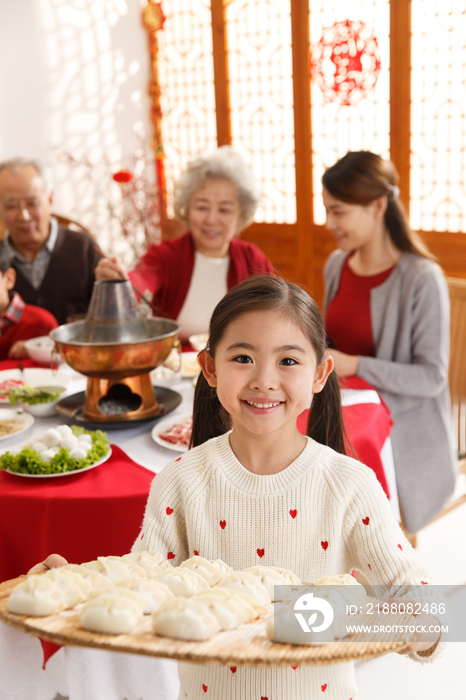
(0, 576), (415, 667)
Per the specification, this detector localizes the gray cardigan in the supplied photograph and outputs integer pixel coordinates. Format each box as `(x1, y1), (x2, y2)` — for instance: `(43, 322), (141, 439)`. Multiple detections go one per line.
(324, 250), (457, 532)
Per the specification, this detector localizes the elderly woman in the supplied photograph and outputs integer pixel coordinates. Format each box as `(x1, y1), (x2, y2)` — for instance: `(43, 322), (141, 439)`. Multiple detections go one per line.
(95, 146), (274, 339)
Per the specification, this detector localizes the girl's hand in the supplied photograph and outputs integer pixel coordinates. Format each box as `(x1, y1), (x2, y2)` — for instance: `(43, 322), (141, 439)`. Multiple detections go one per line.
(27, 553), (69, 575)
(386, 597), (441, 654)
(95, 256), (129, 281)
(328, 349), (359, 378)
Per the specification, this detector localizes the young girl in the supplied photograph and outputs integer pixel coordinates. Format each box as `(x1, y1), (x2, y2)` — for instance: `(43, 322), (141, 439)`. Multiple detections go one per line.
(322, 151), (457, 534)
(129, 275), (441, 700)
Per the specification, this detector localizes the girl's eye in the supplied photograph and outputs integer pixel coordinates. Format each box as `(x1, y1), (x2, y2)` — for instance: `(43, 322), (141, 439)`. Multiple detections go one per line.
(233, 355), (252, 364)
(280, 357), (297, 366)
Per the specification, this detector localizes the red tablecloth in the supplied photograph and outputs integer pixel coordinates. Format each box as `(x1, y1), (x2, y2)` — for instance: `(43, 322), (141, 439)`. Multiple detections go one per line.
(0, 445), (155, 583)
(297, 376), (393, 497)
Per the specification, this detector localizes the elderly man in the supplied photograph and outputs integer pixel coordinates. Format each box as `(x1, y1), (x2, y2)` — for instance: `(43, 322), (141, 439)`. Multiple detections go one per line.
(0, 158), (100, 325)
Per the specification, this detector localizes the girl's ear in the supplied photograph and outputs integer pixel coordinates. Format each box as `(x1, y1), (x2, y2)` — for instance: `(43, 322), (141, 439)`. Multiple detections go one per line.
(197, 350), (217, 387)
(312, 353), (334, 394)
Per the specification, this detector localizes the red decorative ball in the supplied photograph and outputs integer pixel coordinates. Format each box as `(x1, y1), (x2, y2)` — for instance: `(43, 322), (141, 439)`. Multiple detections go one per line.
(311, 19), (381, 106)
(112, 170), (133, 184)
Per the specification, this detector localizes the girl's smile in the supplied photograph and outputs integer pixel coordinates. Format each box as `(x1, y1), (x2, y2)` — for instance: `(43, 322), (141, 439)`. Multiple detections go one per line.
(199, 309), (333, 472)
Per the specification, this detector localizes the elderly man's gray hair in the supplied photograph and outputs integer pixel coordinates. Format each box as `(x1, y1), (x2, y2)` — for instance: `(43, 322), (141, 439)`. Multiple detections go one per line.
(0, 157), (53, 193)
(174, 146), (261, 231)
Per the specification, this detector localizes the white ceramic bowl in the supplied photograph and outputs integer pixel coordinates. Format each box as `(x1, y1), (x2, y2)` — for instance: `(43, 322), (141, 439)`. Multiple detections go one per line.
(150, 365), (183, 387)
(19, 385), (66, 417)
(24, 336), (60, 365)
(188, 333), (208, 352)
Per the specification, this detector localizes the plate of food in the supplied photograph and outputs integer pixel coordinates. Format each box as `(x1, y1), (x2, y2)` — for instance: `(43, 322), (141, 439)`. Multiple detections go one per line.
(0, 369), (71, 402)
(151, 412), (192, 453)
(0, 409), (35, 442)
(0, 425), (111, 477)
(181, 352), (201, 379)
(0, 378), (26, 402)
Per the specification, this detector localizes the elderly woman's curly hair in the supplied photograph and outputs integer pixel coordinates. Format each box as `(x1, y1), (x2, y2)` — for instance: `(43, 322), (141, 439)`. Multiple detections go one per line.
(173, 146), (261, 232)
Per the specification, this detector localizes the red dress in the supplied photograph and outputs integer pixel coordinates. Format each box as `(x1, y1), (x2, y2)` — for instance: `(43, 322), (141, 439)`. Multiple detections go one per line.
(325, 256), (394, 356)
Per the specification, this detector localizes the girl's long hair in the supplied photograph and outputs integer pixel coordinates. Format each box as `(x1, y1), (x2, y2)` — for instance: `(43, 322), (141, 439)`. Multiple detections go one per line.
(190, 276), (346, 455)
(322, 151), (435, 261)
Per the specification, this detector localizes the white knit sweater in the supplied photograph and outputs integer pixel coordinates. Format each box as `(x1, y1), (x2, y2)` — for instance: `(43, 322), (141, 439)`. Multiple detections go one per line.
(133, 433), (440, 700)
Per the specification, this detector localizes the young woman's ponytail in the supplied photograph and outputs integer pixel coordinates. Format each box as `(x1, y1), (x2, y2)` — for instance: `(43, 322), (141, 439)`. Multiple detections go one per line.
(190, 370), (231, 448)
(307, 370), (346, 455)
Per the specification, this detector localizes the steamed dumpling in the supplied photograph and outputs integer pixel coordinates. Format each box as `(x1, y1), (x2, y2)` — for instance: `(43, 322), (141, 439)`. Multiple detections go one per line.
(243, 565), (302, 601)
(61, 565), (112, 591)
(313, 574), (359, 587)
(314, 574), (366, 607)
(210, 559), (234, 577)
(80, 593), (142, 634)
(266, 605), (336, 645)
(115, 577), (175, 613)
(42, 569), (92, 607)
(8, 576), (67, 616)
(195, 588), (267, 629)
(153, 568), (209, 597)
(180, 556), (229, 586)
(152, 597), (220, 640)
(81, 556), (147, 582)
(121, 551), (165, 578)
(216, 572), (271, 606)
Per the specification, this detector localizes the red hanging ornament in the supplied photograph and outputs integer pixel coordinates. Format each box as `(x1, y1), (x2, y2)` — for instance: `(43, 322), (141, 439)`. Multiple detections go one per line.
(112, 169), (133, 184)
(311, 19), (381, 106)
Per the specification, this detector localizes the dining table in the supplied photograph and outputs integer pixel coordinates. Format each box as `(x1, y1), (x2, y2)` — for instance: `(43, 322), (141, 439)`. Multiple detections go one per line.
(0, 358), (397, 700)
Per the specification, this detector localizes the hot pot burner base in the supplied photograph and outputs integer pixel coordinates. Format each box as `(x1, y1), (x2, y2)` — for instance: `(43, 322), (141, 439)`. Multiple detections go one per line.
(56, 387), (182, 430)
(98, 384), (143, 415)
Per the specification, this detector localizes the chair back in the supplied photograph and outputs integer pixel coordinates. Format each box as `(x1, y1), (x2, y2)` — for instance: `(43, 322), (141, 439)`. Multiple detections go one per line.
(53, 213), (95, 239)
(447, 277), (466, 462)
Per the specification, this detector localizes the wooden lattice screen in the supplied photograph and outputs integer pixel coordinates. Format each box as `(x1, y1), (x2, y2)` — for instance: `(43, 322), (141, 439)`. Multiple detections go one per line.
(154, 0), (466, 306)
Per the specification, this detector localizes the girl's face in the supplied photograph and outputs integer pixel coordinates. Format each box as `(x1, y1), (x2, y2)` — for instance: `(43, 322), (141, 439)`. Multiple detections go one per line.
(200, 309), (333, 441)
(322, 187), (384, 252)
(188, 178), (243, 258)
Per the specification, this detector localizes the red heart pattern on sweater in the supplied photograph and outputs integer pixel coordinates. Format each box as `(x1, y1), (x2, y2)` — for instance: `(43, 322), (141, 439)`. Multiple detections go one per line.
(167, 552), (175, 560)
(230, 666), (237, 673)
(291, 665), (298, 670)
(421, 581), (428, 585)
(321, 541), (328, 551)
(397, 544), (402, 551)
(175, 457), (181, 462)
(368, 563), (372, 570)
(219, 520), (226, 529)
(257, 548), (265, 558)
(202, 685), (207, 693)
(166, 507), (173, 515)
(289, 509), (297, 519)
(194, 550), (199, 556)
(261, 697), (268, 700)
(321, 684), (327, 691)
(362, 517), (370, 525)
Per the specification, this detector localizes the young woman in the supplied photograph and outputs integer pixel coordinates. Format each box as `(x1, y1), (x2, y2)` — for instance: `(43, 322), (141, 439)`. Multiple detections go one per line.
(322, 151), (457, 534)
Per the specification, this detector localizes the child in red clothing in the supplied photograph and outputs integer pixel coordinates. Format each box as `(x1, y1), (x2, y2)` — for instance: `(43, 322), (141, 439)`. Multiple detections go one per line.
(0, 261), (58, 360)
